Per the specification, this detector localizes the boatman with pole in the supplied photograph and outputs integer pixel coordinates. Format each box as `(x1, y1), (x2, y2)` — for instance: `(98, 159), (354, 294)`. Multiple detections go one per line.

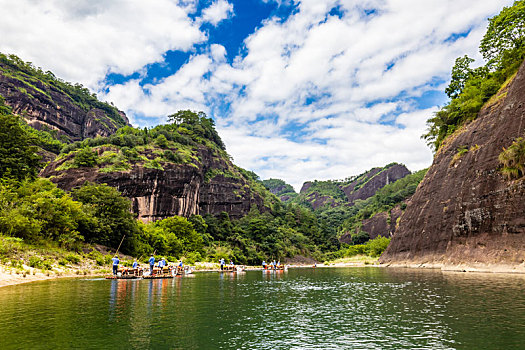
(149, 255), (155, 275)
(220, 258), (225, 271)
(112, 255), (119, 275)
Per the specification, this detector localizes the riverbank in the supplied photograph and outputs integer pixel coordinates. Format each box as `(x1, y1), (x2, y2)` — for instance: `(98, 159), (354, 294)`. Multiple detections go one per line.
(380, 261), (525, 274)
(0, 265), (106, 288)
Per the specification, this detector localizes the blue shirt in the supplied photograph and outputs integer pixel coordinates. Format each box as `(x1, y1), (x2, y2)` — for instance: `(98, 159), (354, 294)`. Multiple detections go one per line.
(220, 259), (224, 265)
(112, 257), (119, 266)
(132, 262), (138, 268)
(149, 257), (155, 265)
(178, 262), (183, 267)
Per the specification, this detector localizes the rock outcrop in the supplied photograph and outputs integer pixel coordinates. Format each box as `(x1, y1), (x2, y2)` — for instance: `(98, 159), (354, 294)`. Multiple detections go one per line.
(339, 205), (403, 243)
(0, 59), (129, 142)
(41, 146), (266, 222)
(298, 164), (410, 210)
(380, 61), (525, 271)
(342, 164), (410, 205)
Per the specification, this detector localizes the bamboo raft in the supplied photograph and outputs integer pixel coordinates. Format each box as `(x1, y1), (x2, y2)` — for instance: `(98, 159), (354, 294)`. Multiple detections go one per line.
(221, 265), (245, 272)
(106, 265), (193, 280)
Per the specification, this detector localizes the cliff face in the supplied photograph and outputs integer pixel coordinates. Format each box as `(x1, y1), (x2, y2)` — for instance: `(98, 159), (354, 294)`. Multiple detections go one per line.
(0, 56), (129, 142)
(380, 62), (525, 270)
(342, 164), (410, 205)
(41, 145), (267, 222)
(297, 164), (410, 210)
(339, 205), (403, 243)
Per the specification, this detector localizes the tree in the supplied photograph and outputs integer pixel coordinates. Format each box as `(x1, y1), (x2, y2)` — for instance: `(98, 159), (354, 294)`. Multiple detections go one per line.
(72, 182), (139, 253)
(74, 147), (98, 167)
(0, 98), (41, 181)
(480, 1), (525, 66)
(445, 55), (475, 99)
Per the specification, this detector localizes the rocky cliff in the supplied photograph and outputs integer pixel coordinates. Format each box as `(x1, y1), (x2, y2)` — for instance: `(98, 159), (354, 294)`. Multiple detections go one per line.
(0, 54), (129, 143)
(297, 163), (410, 210)
(339, 205), (403, 243)
(41, 140), (270, 222)
(380, 62), (525, 271)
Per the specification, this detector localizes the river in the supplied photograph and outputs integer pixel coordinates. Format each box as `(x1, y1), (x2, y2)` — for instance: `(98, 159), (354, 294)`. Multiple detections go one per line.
(0, 267), (524, 349)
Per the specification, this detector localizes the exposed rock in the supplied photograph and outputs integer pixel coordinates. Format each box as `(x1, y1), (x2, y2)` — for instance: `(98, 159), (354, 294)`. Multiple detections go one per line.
(342, 164), (410, 205)
(297, 164), (410, 210)
(380, 61), (525, 269)
(339, 205), (404, 243)
(0, 64), (129, 142)
(41, 146), (266, 222)
(300, 181), (313, 194)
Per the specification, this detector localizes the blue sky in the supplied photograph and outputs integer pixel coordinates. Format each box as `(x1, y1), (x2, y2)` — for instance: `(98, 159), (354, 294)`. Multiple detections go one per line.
(0, 0), (513, 190)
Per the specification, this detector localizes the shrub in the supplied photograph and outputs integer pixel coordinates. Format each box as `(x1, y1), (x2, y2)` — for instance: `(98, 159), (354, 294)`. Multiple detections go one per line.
(65, 253), (81, 264)
(366, 236), (391, 257)
(499, 137), (525, 179)
(29, 256), (43, 268)
(74, 147), (98, 167)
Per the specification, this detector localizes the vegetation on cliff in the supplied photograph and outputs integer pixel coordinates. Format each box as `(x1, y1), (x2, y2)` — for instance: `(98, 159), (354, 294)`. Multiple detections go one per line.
(424, 0), (525, 151)
(0, 53), (127, 128)
(261, 178), (298, 201)
(338, 169), (427, 243)
(499, 137), (525, 179)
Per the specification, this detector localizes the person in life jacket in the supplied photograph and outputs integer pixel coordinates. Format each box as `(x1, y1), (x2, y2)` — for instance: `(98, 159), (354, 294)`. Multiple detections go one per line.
(149, 255), (155, 274)
(112, 255), (119, 275)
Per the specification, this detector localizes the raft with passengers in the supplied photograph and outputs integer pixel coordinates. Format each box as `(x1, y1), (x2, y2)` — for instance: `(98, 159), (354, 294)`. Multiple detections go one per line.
(262, 260), (287, 271)
(106, 255), (194, 280)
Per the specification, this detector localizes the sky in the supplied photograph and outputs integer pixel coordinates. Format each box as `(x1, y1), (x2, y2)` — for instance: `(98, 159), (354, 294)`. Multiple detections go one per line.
(0, 0), (513, 190)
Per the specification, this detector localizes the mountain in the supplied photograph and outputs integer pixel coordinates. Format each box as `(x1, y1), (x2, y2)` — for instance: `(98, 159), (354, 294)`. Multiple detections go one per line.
(0, 53), (129, 143)
(380, 60), (525, 271)
(41, 111), (275, 221)
(262, 178), (298, 201)
(295, 163), (410, 210)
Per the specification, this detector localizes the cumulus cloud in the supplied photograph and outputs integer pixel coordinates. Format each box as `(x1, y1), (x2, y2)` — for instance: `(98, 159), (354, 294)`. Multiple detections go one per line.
(200, 0), (234, 26)
(0, 0), (204, 88)
(0, 0), (514, 190)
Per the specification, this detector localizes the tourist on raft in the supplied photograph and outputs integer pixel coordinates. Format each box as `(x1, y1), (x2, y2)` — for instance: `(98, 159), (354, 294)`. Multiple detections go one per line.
(112, 255), (119, 275)
(132, 259), (138, 269)
(262, 260), (267, 270)
(158, 258), (165, 274)
(149, 255), (155, 274)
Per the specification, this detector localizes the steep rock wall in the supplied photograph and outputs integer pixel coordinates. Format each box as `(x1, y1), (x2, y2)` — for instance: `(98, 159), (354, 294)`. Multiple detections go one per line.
(0, 69), (129, 142)
(380, 62), (525, 271)
(339, 205), (403, 243)
(41, 146), (266, 222)
(343, 164), (410, 205)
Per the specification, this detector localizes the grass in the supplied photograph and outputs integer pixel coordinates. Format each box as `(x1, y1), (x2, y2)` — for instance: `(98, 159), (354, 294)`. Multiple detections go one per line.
(323, 255), (379, 265)
(0, 235), (126, 276)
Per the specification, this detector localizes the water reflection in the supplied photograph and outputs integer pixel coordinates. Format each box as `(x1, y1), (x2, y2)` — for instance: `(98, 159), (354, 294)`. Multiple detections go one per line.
(0, 268), (524, 349)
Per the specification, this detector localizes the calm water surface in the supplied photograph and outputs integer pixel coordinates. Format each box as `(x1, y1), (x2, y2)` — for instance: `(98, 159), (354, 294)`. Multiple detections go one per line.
(0, 267), (524, 349)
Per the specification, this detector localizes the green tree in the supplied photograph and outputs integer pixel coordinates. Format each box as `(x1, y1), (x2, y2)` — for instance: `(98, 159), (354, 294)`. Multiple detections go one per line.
(0, 98), (41, 181)
(74, 147), (98, 167)
(72, 182), (139, 253)
(480, 1), (525, 66)
(445, 55), (475, 99)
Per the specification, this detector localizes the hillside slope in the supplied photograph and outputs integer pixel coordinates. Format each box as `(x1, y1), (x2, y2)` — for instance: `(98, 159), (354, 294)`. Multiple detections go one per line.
(0, 53), (129, 143)
(380, 61), (525, 271)
(41, 113), (275, 222)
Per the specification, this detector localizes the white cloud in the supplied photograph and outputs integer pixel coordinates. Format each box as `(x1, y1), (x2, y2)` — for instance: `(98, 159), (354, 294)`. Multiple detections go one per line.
(0, 0), (515, 190)
(0, 0), (204, 88)
(201, 0), (234, 26)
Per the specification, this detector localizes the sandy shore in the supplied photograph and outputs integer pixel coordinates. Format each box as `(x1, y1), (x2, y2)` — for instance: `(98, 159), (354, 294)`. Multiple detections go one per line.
(2, 261), (524, 289)
(379, 261), (525, 274)
(0, 266), (105, 289)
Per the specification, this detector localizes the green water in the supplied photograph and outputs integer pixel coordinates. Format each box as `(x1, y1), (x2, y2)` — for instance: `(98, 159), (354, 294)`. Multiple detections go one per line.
(0, 268), (524, 349)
